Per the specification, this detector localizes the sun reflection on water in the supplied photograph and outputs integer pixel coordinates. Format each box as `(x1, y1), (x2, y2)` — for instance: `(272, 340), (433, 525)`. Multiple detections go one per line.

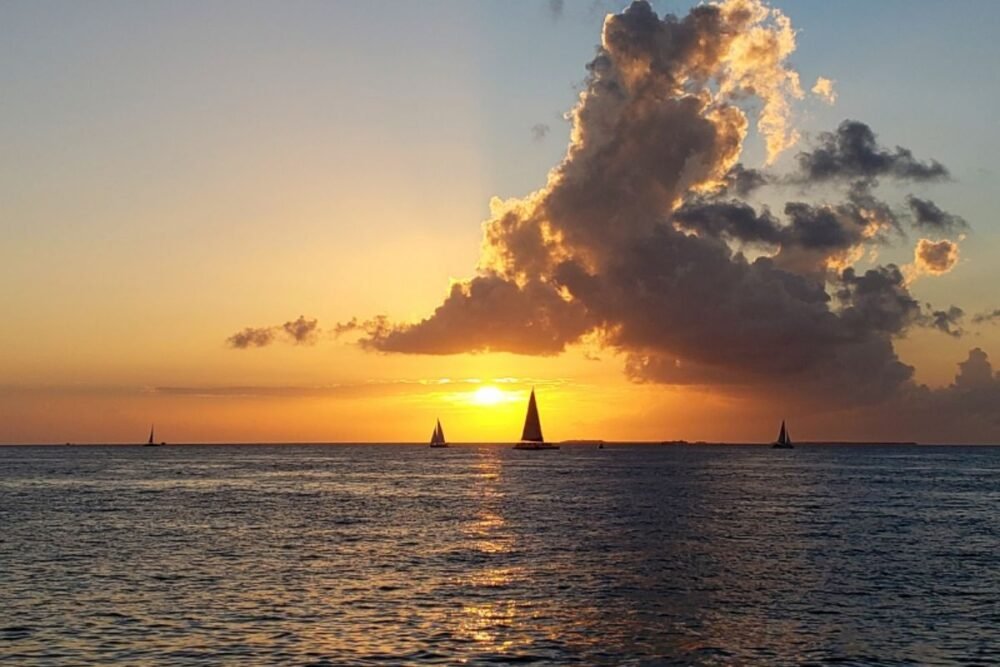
(457, 600), (521, 647)
(450, 447), (534, 653)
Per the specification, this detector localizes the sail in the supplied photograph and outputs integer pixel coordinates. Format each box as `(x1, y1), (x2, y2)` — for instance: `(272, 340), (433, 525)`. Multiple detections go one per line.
(431, 419), (445, 445)
(148, 425), (154, 445)
(520, 389), (544, 442)
(777, 420), (789, 445)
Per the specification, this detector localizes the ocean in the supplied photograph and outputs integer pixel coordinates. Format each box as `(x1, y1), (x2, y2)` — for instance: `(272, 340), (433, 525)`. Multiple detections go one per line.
(1, 444), (998, 665)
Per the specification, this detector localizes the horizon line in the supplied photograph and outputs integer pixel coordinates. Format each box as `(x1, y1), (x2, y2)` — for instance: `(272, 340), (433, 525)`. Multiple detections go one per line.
(13, 440), (1000, 447)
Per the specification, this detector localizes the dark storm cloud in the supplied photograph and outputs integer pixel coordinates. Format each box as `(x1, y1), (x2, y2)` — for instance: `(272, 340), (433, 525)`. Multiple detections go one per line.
(796, 120), (949, 183)
(226, 316), (321, 349)
(906, 196), (968, 233)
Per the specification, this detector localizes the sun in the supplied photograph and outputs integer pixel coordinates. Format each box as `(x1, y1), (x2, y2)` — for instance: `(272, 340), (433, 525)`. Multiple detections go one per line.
(471, 385), (505, 406)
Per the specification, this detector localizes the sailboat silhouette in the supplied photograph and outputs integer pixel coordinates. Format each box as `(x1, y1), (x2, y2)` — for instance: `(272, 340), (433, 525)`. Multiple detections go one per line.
(513, 389), (558, 450)
(143, 424), (164, 447)
(771, 420), (793, 449)
(429, 419), (448, 448)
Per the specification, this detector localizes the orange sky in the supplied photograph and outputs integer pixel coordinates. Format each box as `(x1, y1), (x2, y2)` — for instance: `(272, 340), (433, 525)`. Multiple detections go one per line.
(2, 0), (1000, 444)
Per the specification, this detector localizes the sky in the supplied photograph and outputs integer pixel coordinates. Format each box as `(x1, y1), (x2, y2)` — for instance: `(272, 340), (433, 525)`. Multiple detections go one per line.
(2, 0), (999, 444)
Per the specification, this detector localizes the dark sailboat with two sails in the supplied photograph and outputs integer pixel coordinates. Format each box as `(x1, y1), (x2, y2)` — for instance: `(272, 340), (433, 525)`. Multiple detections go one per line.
(772, 420), (793, 449)
(513, 388), (558, 450)
(429, 419), (447, 448)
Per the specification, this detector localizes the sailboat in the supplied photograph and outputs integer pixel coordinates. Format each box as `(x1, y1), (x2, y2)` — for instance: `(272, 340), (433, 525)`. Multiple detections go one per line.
(513, 388), (558, 450)
(143, 424), (164, 447)
(771, 420), (793, 449)
(429, 419), (448, 448)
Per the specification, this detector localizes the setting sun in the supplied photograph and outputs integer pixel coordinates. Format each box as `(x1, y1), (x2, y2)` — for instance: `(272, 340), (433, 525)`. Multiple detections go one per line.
(471, 386), (506, 405)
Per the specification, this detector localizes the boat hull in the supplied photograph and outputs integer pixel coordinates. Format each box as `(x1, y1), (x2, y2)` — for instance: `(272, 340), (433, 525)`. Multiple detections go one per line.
(513, 442), (559, 450)
(771, 443), (793, 449)
(429, 443), (448, 448)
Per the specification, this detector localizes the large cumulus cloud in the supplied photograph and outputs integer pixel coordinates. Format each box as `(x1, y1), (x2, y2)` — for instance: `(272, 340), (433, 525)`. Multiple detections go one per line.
(337, 0), (984, 431)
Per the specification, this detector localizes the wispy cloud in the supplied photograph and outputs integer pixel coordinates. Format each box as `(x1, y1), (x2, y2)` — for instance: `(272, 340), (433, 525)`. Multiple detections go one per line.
(227, 316), (320, 349)
(972, 309), (1000, 325)
(531, 123), (550, 142)
(151, 376), (564, 400)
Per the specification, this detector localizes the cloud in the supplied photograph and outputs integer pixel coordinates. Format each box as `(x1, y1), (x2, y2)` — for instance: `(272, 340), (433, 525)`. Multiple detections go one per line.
(227, 327), (275, 349)
(673, 199), (782, 246)
(906, 196), (968, 234)
(531, 123), (550, 142)
(841, 348), (1000, 443)
(811, 76), (837, 104)
(281, 316), (320, 344)
(718, 163), (770, 197)
(347, 275), (590, 355)
(227, 316), (321, 349)
(972, 309), (1000, 325)
(337, 0), (976, 426)
(954, 348), (996, 390)
(796, 120), (949, 183)
(923, 305), (964, 337)
(675, 182), (901, 277)
(911, 238), (959, 277)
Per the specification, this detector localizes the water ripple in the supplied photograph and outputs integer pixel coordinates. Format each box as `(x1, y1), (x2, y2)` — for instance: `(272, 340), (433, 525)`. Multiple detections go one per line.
(1, 444), (999, 664)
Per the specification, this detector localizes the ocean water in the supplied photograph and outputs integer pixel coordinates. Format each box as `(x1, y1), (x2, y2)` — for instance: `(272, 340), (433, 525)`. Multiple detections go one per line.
(1, 444), (999, 665)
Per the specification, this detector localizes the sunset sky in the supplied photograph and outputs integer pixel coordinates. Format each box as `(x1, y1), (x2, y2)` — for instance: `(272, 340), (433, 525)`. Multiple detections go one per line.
(2, 0), (1000, 444)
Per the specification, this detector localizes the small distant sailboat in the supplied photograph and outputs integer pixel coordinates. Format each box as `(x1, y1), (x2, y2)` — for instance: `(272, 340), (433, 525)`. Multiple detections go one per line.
(143, 424), (164, 447)
(513, 389), (558, 450)
(772, 420), (793, 449)
(429, 419), (448, 448)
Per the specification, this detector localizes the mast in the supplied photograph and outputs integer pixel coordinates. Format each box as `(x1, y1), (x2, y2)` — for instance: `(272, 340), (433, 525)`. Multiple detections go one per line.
(777, 420), (788, 445)
(148, 424), (155, 445)
(520, 389), (544, 442)
(436, 419), (445, 444)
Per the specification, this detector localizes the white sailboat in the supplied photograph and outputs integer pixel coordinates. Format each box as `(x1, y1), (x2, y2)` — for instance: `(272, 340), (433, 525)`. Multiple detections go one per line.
(513, 388), (558, 450)
(429, 419), (448, 448)
(771, 420), (793, 449)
